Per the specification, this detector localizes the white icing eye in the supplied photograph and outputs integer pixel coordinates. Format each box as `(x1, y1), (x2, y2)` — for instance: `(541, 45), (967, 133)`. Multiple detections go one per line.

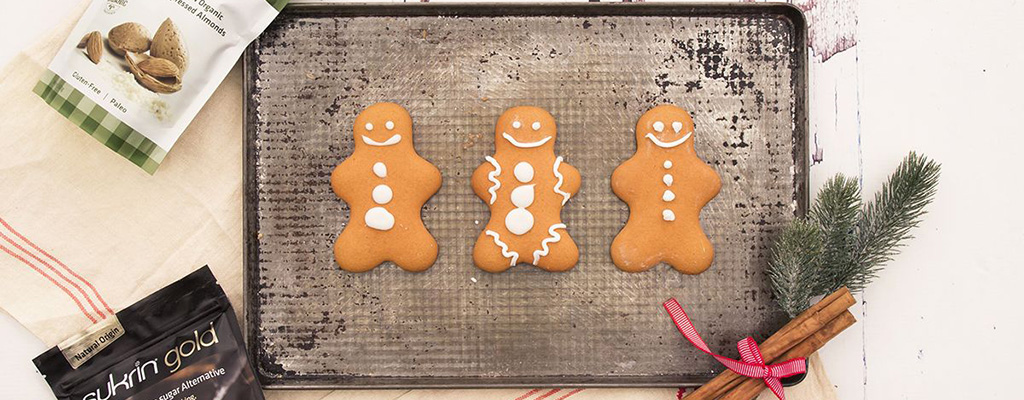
(365, 122), (374, 131)
(532, 121), (541, 130)
(653, 121), (665, 132)
(512, 121), (522, 129)
(672, 121), (684, 133)
(385, 121), (395, 130)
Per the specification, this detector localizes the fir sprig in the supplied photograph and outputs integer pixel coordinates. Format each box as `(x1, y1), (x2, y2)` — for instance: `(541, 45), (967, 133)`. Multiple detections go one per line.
(808, 175), (861, 294)
(767, 219), (824, 317)
(769, 152), (941, 317)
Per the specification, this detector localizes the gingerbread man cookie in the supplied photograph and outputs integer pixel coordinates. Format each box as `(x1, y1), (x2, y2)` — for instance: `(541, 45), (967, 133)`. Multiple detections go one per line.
(331, 103), (442, 272)
(610, 105), (721, 273)
(472, 107), (581, 273)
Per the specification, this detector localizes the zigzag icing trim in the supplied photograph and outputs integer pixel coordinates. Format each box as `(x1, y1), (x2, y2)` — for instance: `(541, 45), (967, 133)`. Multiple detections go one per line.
(552, 156), (570, 205)
(484, 156), (501, 205)
(532, 223), (567, 264)
(486, 230), (518, 266)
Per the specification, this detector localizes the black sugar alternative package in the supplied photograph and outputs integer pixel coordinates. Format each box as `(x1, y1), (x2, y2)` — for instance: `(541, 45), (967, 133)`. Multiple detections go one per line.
(34, 266), (264, 400)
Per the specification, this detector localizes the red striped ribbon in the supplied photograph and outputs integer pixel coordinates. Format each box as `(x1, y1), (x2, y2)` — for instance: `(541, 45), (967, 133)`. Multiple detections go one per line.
(663, 298), (806, 400)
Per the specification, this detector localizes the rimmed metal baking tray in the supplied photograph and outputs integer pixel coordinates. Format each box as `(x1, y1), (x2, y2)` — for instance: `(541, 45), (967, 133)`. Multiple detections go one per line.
(244, 2), (808, 389)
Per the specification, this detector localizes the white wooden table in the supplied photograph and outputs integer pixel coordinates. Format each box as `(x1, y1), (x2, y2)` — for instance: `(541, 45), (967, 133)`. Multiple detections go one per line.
(1, 1), (1022, 399)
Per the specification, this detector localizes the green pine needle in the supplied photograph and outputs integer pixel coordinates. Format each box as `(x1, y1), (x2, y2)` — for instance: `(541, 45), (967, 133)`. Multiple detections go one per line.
(768, 219), (824, 317)
(844, 152), (941, 291)
(768, 152), (941, 316)
(808, 175), (861, 294)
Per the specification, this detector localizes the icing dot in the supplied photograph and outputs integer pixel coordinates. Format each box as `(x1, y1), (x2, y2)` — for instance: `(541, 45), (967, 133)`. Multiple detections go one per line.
(663, 190), (676, 202)
(532, 121), (541, 130)
(505, 208), (535, 235)
(672, 121), (684, 133)
(365, 122), (374, 131)
(373, 162), (387, 178)
(510, 184), (535, 208)
(365, 207), (394, 230)
(513, 162), (534, 183)
(663, 209), (676, 222)
(653, 121), (665, 132)
(663, 160), (673, 169)
(372, 184), (393, 204)
(512, 121), (521, 129)
(663, 174), (674, 186)
(385, 120), (395, 130)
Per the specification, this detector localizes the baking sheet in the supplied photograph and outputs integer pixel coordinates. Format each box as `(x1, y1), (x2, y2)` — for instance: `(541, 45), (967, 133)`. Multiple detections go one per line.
(244, 2), (808, 388)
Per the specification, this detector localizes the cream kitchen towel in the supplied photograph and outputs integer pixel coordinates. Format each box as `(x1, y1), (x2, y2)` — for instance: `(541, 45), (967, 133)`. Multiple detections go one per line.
(0, 1), (839, 399)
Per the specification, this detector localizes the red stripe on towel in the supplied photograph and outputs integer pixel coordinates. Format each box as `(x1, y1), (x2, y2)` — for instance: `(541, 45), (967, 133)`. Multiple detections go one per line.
(0, 242), (97, 323)
(512, 389), (542, 400)
(0, 230), (106, 320)
(553, 389), (584, 400)
(0, 217), (113, 315)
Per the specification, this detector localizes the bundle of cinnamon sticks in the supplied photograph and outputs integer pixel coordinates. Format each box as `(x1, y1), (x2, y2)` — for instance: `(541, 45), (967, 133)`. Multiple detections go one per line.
(686, 287), (857, 400)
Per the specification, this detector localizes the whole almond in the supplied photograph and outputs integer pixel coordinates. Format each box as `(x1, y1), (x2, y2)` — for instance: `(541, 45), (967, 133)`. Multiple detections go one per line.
(138, 57), (180, 79)
(76, 33), (90, 49)
(85, 31), (102, 64)
(126, 52), (181, 94)
(150, 18), (188, 73)
(107, 22), (150, 56)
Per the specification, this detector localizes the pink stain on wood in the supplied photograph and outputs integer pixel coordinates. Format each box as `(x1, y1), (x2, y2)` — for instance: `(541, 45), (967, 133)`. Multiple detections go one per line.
(791, 0), (859, 61)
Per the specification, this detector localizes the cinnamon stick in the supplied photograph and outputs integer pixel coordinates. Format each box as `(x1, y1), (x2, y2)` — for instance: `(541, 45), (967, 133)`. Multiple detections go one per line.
(686, 287), (855, 400)
(718, 310), (857, 400)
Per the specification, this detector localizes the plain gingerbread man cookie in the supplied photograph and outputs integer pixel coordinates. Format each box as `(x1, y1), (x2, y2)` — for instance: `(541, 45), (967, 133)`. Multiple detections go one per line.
(610, 104), (721, 273)
(472, 106), (581, 273)
(331, 103), (442, 272)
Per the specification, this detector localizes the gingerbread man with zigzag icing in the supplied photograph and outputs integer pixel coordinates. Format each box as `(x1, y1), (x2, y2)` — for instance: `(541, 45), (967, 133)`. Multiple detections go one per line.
(472, 106), (581, 273)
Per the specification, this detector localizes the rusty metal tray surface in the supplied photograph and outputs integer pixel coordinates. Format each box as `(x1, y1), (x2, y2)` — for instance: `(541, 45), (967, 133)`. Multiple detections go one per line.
(244, 2), (808, 388)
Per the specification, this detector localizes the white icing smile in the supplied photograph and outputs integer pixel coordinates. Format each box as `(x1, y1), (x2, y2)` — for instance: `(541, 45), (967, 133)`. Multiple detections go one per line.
(502, 132), (552, 148)
(361, 134), (402, 147)
(645, 132), (693, 148)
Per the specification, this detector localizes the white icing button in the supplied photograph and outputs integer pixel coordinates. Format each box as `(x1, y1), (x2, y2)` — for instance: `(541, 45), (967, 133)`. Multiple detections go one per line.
(373, 162), (387, 178)
(365, 122), (374, 131)
(505, 208), (535, 235)
(512, 121), (521, 129)
(365, 207), (394, 230)
(510, 184), (535, 208)
(385, 120), (394, 130)
(663, 190), (676, 202)
(672, 121), (684, 133)
(663, 209), (676, 222)
(513, 162), (534, 183)
(653, 121), (665, 132)
(663, 174), (674, 186)
(372, 184), (393, 204)
(663, 160), (673, 169)
(532, 121), (541, 130)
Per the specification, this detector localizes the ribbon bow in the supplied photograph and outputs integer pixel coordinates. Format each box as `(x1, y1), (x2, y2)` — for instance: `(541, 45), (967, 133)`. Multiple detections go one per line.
(663, 298), (805, 400)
